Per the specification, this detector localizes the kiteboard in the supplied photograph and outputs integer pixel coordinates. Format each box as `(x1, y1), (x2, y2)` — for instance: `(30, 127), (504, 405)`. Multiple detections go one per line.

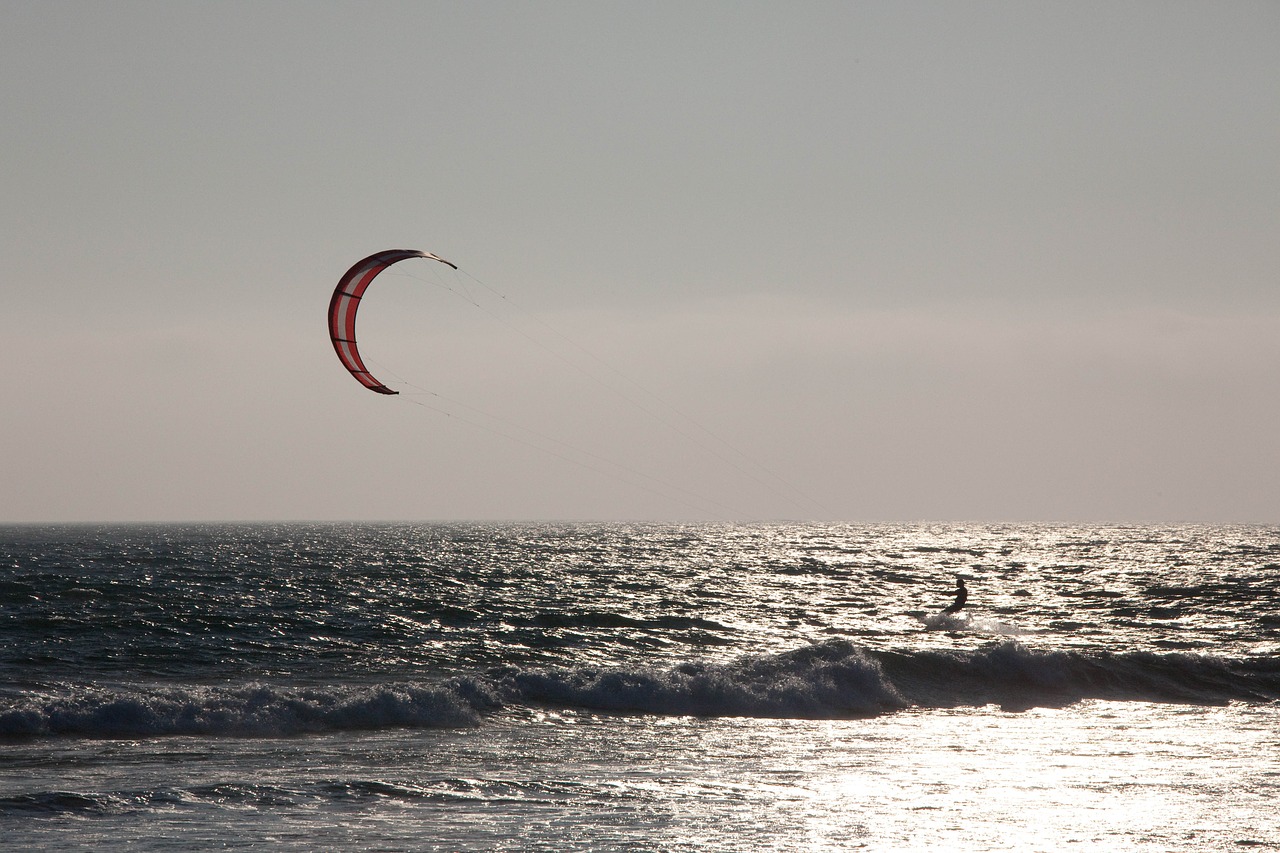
(910, 610), (1031, 636)
(913, 611), (973, 631)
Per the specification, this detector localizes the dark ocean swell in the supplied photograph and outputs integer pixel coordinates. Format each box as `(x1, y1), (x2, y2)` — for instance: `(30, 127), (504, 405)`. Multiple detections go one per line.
(504, 640), (1280, 717)
(3, 641), (1277, 739)
(0, 680), (503, 739)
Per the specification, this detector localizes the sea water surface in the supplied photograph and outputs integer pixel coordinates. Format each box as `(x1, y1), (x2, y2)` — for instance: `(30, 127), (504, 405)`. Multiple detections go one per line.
(2, 523), (1278, 850)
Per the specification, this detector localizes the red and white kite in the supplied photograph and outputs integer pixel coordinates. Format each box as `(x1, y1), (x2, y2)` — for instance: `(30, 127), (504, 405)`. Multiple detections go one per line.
(327, 249), (457, 394)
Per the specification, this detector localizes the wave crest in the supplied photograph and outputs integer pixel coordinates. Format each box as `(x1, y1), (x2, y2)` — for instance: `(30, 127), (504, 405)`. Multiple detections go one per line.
(0, 679), (500, 738)
(507, 640), (907, 718)
(4, 641), (1277, 739)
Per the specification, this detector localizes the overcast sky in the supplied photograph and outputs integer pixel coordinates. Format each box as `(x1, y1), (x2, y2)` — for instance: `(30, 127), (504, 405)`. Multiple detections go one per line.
(3, 1), (1277, 524)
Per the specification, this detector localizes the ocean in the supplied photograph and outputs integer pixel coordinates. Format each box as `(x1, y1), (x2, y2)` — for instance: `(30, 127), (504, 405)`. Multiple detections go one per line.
(2, 522), (1277, 850)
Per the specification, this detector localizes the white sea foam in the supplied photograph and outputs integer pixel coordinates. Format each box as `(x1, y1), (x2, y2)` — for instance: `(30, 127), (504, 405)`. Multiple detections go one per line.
(917, 611), (1031, 635)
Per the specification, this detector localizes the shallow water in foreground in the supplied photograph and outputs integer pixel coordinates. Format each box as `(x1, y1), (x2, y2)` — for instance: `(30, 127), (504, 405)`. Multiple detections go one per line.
(2, 523), (1278, 850)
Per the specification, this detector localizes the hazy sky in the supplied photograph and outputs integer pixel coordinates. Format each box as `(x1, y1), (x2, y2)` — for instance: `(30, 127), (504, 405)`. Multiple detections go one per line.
(3, 1), (1278, 523)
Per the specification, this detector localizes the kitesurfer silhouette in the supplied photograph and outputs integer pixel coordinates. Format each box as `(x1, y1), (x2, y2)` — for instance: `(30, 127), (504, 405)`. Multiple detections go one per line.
(942, 576), (967, 615)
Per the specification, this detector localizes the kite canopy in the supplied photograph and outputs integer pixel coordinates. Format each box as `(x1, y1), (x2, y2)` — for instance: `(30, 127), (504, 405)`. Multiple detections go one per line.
(327, 249), (457, 394)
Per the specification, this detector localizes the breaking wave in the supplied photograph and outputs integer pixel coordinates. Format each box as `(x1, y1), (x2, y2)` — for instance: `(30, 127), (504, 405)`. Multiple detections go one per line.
(0, 679), (502, 738)
(4, 641), (1277, 739)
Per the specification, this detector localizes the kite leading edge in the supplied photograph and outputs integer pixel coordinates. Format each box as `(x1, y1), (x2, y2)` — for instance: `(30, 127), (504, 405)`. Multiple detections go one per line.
(327, 248), (458, 395)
